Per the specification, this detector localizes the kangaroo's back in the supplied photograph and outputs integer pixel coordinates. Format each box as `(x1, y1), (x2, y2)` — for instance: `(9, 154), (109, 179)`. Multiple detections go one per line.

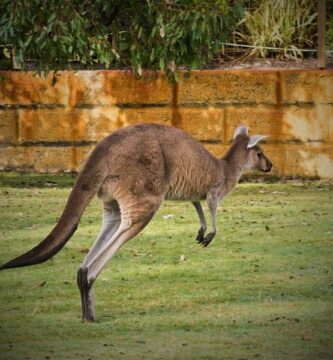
(99, 124), (221, 201)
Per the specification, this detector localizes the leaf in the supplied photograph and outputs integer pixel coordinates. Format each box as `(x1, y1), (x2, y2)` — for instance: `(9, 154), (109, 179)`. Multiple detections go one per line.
(159, 57), (165, 70)
(3, 47), (11, 59)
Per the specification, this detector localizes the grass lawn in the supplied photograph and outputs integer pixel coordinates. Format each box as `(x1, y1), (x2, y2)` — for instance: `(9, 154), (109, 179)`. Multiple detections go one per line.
(0, 173), (332, 360)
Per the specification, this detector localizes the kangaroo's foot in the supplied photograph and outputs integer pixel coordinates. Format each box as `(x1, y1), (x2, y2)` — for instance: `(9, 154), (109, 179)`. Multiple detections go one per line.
(77, 267), (95, 322)
(196, 227), (206, 244)
(201, 231), (216, 247)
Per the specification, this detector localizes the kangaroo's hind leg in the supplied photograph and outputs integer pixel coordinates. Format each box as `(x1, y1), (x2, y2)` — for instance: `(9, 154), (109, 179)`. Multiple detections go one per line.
(78, 195), (162, 321)
(77, 201), (121, 322)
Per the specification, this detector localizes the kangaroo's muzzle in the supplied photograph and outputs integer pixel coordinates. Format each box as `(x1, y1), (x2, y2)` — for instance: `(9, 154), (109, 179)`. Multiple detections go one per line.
(263, 160), (273, 173)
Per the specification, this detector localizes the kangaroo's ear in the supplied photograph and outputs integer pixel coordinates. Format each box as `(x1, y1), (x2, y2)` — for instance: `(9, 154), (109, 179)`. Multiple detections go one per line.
(233, 125), (248, 139)
(247, 135), (268, 148)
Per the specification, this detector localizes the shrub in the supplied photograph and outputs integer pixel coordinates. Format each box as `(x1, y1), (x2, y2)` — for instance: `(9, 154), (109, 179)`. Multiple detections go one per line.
(233, 0), (317, 58)
(0, 0), (242, 80)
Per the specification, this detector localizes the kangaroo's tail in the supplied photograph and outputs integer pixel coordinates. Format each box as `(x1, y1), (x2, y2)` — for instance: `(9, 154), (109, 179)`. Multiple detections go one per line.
(0, 143), (109, 270)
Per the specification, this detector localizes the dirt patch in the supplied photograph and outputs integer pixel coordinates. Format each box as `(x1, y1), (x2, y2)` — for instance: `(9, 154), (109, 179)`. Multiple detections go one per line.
(209, 57), (333, 70)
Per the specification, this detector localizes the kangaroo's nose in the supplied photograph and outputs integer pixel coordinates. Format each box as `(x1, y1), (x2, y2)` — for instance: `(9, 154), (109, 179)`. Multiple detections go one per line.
(266, 161), (273, 172)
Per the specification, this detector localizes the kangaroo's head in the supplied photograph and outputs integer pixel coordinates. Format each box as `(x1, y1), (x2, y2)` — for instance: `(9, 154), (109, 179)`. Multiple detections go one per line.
(233, 125), (273, 173)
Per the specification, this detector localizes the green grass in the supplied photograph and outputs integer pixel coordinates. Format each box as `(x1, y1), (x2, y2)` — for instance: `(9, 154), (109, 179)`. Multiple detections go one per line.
(0, 173), (332, 360)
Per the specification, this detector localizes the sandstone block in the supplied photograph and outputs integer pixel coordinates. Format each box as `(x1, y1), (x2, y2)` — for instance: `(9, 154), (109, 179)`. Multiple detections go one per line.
(280, 70), (333, 104)
(224, 105), (333, 143)
(0, 109), (18, 144)
(282, 105), (333, 143)
(176, 107), (224, 142)
(178, 70), (278, 105)
(117, 107), (172, 127)
(17, 108), (93, 143)
(0, 71), (69, 106)
(0, 145), (93, 172)
(80, 106), (172, 141)
(224, 106), (282, 143)
(16, 106), (174, 143)
(261, 143), (333, 178)
(70, 71), (172, 106)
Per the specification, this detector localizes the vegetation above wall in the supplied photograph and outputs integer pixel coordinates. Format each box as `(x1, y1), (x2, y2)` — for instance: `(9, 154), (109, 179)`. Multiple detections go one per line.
(0, 1), (330, 79)
(231, 0), (317, 59)
(0, 0), (242, 80)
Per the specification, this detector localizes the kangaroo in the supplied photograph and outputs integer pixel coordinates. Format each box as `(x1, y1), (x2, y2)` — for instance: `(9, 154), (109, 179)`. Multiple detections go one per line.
(0, 124), (272, 321)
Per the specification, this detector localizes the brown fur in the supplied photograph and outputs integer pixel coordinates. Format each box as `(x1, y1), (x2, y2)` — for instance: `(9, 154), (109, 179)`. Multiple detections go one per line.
(0, 124), (272, 321)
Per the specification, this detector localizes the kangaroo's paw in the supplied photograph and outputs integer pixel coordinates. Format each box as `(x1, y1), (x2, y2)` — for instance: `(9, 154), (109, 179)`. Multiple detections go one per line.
(82, 302), (95, 322)
(77, 267), (95, 322)
(196, 227), (206, 244)
(202, 232), (216, 247)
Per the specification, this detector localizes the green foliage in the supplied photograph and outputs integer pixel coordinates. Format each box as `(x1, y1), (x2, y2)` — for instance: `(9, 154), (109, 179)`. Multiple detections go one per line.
(327, 18), (333, 51)
(0, 0), (242, 80)
(0, 178), (332, 359)
(327, 0), (333, 51)
(234, 0), (317, 58)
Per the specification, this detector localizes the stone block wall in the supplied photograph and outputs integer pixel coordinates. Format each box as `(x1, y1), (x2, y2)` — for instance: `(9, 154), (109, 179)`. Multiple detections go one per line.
(0, 69), (332, 177)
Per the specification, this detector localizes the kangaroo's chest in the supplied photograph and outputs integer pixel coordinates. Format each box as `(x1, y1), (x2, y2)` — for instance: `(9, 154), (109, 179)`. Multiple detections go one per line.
(164, 173), (212, 201)
(161, 146), (220, 201)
